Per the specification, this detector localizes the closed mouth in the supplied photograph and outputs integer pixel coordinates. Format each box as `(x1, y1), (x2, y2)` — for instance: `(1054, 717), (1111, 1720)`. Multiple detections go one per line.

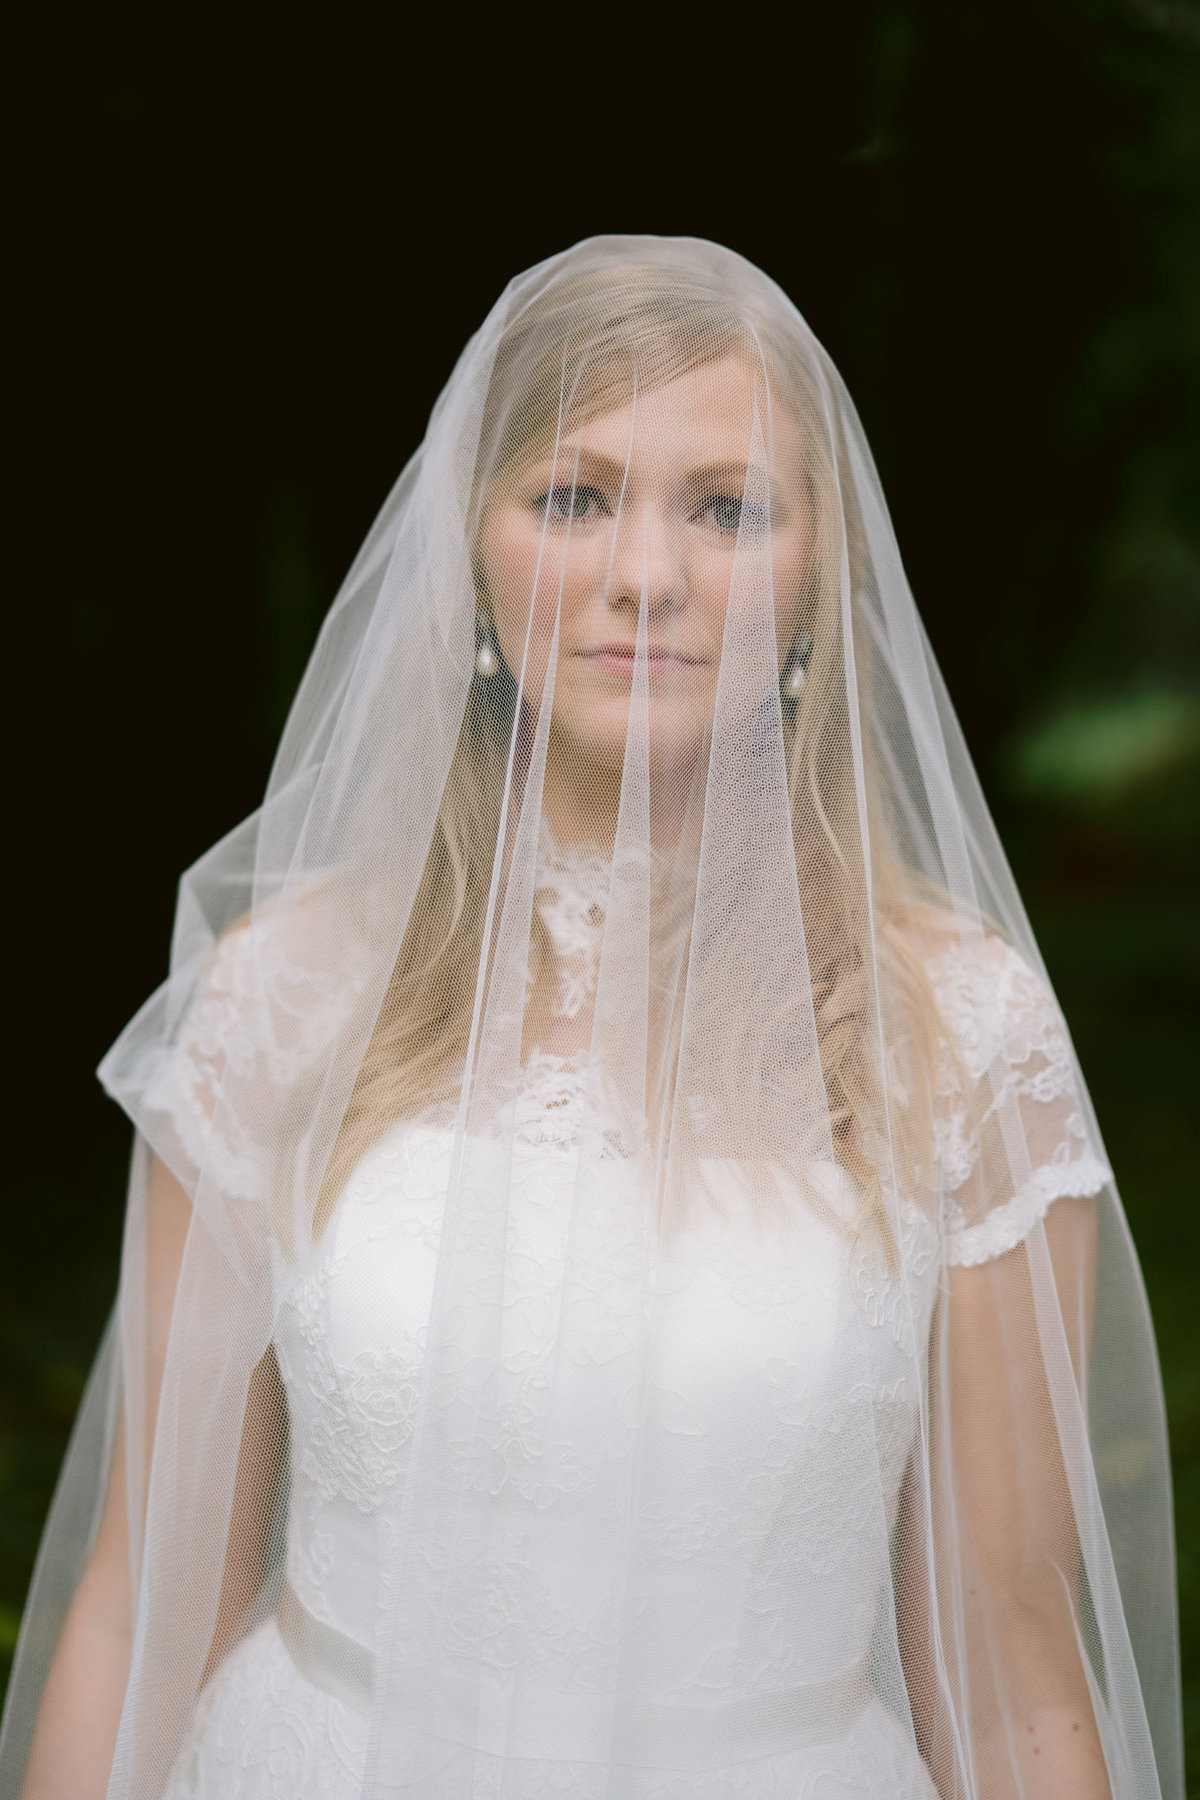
(578, 644), (704, 668)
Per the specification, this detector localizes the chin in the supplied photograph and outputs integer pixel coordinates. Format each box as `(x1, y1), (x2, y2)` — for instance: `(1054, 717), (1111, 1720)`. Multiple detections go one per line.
(553, 698), (712, 773)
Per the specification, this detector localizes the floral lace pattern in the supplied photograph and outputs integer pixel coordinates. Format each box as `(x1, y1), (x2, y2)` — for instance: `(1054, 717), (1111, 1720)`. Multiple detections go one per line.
(136, 908), (375, 1204)
(531, 825), (612, 1021)
(926, 932), (1112, 1265)
(154, 864), (1106, 1797)
(262, 1122), (930, 1742)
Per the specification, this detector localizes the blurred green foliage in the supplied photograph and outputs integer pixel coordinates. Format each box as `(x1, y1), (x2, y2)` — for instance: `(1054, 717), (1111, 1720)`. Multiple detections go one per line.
(1006, 690), (1200, 802)
(995, 14), (1200, 1761)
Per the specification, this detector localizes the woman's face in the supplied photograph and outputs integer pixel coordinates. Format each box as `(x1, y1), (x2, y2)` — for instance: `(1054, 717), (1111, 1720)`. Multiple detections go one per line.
(477, 353), (815, 783)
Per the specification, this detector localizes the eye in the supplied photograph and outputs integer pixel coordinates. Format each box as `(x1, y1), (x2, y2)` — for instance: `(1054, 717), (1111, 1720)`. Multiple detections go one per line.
(536, 484), (608, 522)
(696, 494), (769, 536)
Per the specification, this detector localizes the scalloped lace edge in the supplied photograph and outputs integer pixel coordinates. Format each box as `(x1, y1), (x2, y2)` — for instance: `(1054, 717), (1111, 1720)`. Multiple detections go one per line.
(944, 1154), (1113, 1267)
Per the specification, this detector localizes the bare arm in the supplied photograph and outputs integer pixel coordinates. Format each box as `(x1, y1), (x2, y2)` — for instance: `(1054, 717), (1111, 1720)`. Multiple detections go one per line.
(19, 1152), (285, 1800)
(901, 1197), (1111, 1799)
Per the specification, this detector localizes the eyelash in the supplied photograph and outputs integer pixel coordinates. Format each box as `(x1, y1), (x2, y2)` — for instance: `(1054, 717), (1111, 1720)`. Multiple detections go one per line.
(536, 485), (608, 522)
(532, 487), (770, 536)
(696, 495), (769, 535)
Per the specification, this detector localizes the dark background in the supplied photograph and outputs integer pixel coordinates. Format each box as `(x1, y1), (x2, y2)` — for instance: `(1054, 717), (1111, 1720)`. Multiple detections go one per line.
(4, 0), (1198, 1783)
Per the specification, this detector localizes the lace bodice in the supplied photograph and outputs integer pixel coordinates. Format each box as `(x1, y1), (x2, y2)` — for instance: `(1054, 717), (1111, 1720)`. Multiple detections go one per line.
(149, 843), (1112, 1798)
(270, 1121), (931, 1697)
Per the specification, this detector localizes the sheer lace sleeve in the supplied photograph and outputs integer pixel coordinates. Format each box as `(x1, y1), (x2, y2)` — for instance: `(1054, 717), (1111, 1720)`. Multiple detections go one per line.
(98, 889), (377, 1219)
(122, 922), (272, 1204)
(927, 934), (1114, 1267)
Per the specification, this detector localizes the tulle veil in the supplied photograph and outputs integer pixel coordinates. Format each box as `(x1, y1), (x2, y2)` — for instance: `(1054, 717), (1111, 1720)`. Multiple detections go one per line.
(0, 235), (1181, 1800)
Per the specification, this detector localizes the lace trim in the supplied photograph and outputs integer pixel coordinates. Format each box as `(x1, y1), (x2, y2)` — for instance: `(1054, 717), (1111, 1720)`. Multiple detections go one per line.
(146, 1059), (273, 1202)
(532, 826), (612, 1020)
(944, 1152), (1113, 1266)
(512, 1048), (591, 1149)
(927, 933), (1112, 1265)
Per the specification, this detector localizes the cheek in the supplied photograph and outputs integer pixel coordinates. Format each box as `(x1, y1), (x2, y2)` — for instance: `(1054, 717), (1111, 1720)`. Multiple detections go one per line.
(480, 513), (547, 676)
(686, 545), (737, 637)
(689, 541), (793, 655)
(479, 512), (602, 688)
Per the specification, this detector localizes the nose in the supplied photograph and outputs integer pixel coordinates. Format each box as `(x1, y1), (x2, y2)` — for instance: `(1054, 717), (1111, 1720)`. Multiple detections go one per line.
(604, 501), (687, 619)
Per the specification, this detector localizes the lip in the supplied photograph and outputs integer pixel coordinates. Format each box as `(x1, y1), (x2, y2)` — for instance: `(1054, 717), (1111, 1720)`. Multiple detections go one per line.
(577, 644), (705, 674)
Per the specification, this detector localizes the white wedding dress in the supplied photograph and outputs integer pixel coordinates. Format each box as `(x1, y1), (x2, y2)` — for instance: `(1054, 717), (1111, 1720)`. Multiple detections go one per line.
(157, 830), (1111, 1800)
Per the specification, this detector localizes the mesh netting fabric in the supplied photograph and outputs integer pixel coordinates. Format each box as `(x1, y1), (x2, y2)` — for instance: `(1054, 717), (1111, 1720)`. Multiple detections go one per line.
(1, 236), (1180, 1800)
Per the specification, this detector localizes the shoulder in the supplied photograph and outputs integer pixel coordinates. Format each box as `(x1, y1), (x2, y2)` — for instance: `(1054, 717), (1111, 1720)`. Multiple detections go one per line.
(881, 901), (1063, 1077)
(197, 870), (377, 1021)
(896, 914), (1113, 1262)
(145, 873), (376, 1119)
(920, 924), (1068, 1086)
(112, 872), (379, 1204)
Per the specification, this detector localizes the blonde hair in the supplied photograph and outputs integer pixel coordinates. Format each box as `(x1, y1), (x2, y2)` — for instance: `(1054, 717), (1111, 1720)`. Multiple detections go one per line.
(317, 261), (949, 1240)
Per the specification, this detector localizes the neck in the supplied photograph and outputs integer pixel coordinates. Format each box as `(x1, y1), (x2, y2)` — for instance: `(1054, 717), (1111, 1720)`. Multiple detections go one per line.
(538, 734), (621, 851)
(537, 736), (705, 863)
(539, 787), (618, 853)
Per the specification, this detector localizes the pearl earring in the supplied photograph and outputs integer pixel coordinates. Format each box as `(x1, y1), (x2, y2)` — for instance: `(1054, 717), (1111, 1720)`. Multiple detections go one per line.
(781, 631), (813, 702)
(475, 609), (501, 679)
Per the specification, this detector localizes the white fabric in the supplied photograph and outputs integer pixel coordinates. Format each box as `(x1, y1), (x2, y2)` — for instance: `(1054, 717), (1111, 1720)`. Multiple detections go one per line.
(142, 838), (1097, 1796)
(0, 235), (1180, 1800)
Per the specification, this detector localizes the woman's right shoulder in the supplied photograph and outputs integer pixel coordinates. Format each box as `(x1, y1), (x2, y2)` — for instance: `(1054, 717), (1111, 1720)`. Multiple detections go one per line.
(127, 875), (377, 1200)
(193, 872), (380, 1054)
(196, 868), (370, 1003)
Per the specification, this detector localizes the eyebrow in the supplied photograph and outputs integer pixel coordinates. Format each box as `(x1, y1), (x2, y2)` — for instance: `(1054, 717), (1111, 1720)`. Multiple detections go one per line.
(685, 460), (775, 493)
(518, 451), (780, 494)
(519, 448), (629, 486)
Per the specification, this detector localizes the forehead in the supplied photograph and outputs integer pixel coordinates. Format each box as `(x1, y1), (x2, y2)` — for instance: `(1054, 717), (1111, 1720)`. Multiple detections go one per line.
(538, 354), (806, 473)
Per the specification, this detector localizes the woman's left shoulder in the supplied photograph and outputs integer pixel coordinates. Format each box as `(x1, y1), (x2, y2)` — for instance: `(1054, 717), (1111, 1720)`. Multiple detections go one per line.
(893, 911), (1114, 1261)
(919, 923), (1069, 1082)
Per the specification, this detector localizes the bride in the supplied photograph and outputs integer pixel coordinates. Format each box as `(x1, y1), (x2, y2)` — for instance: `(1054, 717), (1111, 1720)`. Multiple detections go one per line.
(2, 236), (1181, 1799)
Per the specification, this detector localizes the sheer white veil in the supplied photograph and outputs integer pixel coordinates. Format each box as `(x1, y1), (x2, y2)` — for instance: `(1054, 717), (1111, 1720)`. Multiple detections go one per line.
(0, 234), (1181, 1800)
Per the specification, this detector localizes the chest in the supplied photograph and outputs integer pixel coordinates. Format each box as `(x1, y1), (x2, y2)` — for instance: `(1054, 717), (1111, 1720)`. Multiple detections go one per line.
(273, 1125), (938, 1528)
